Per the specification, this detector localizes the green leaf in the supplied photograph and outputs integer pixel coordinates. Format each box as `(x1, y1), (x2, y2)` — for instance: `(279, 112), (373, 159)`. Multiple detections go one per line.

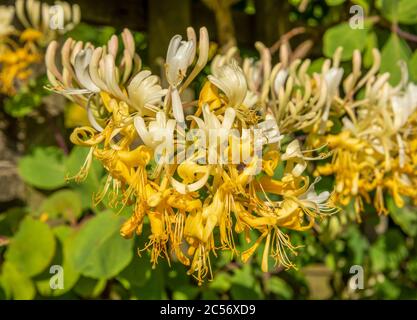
(35, 226), (80, 296)
(209, 272), (232, 292)
(1, 262), (36, 300)
(39, 190), (82, 223)
(73, 277), (107, 298)
(346, 225), (369, 265)
(0, 207), (27, 237)
(118, 255), (152, 288)
(374, 278), (401, 299)
(18, 147), (66, 190)
(323, 22), (368, 61)
(130, 266), (167, 299)
(308, 58), (325, 75)
(363, 31), (378, 68)
(5, 217), (56, 277)
(172, 285), (200, 300)
(409, 50), (417, 82)
(352, 0), (370, 13)
(230, 265), (263, 299)
(71, 211), (133, 279)
(325, 0), (345, 5)
(66, 146), (104, 210)
(381, 0), (417, 24)
(66, 23), (117, 47)
(266, 277), (293, 299)
(202, 291), (218, 299)
(387, 197), (417, 237)
(370, 229), (408, 272)
(3, 76), (49, 118)
(380, 34), (411, 85)
(406, 258), (417, 282)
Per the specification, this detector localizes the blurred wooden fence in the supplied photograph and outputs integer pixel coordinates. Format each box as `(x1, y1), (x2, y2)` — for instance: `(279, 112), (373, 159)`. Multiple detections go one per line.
(21, 0), (291, 68)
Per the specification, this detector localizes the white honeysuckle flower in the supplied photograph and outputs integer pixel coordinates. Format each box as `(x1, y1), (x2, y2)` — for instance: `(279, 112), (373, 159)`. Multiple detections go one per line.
(255, 113), (282, 145)
(243, 57), (262, 91)
(187, 104), (236, 162)
(281, 139), (307, 177)
(367, 73), (391, 104)
(165, 35), (195, 87)
(324, 67), (344, 98)
(299, 177), (334, 213)
(187, 104), (236, 141)
(273, 69), (288, 95)
(243, 91), (258, 109)
(74, 48), (101, 93)
(180, 27), (209, 92)
(319, 67), (344, 133)
(210, 46), (238, 77)
(103, 54), (126, 100)
(134, 111), (176, 149)
(171, 87), (185, 124)
(0, 6), (15, 38)
(341, 117), (355, 132)
(208, 60), (247, 108)
(391, 83), (417, 130)
(281, 139), (303, 159)
(127, 70), (167, 115)
(165, 34), (195, 125)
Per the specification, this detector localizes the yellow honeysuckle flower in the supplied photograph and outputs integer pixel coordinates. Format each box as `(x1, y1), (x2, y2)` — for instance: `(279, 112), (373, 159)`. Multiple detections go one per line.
(47, 26), (339, 285)
(20, 28), (43, 42)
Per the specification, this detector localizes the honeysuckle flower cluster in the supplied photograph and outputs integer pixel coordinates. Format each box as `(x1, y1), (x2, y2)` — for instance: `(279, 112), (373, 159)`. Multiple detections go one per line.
(0, 0), (79, 95)
(240, 41), (417, 222)
(314, 51), (417, 220)
(46, 27), (339, 284)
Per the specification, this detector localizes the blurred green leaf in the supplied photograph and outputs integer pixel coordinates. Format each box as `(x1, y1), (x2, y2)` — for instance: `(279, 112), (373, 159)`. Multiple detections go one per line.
(201, 291), (218, 299)
(326, 0), (345, 5)
(66, 23), (116, 46)
(406, 258), (417, 282)
(73, 277), (107, 298)
(35, 226), (80, 296)
(387, 197), (417, 237)
(18, 147), (66, 190)
(0, 207), (27, 237)
(71, 211), (133, 279)
(308, 58), (325, 75)
(363, 31), (378, 68)
(409, 50), (417, 82)
(323, 22), (368, 61)
(230, 265), (263, 299)
(39, 190), (82, 223)
(352, 0), (370, 13)
(380, 34), (411, 85)
(209, 272), (232, 292)
(381, 0), (417, 24)
(1, 262), (36, 300)
(66, 146), (104, 210)
(374, 278), (401, 299)
(172, 285), (200, 300)
(3, 76), (49, 117)
(266, 277), (293, 299)
(5, 217), (56, 277)
(130, 266), (167, 299)
(118, 255), (152, 288)
(346, 226), (369, 265)
(370, 229), (408, 272)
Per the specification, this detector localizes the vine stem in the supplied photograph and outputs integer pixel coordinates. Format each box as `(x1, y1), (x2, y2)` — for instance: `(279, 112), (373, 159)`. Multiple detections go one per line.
(49, 116), (69, 155)
(391, 23), (417, 43)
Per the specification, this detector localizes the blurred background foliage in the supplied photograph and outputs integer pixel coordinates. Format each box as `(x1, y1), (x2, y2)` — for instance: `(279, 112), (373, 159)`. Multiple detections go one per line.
(1, 0), (417, 300)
